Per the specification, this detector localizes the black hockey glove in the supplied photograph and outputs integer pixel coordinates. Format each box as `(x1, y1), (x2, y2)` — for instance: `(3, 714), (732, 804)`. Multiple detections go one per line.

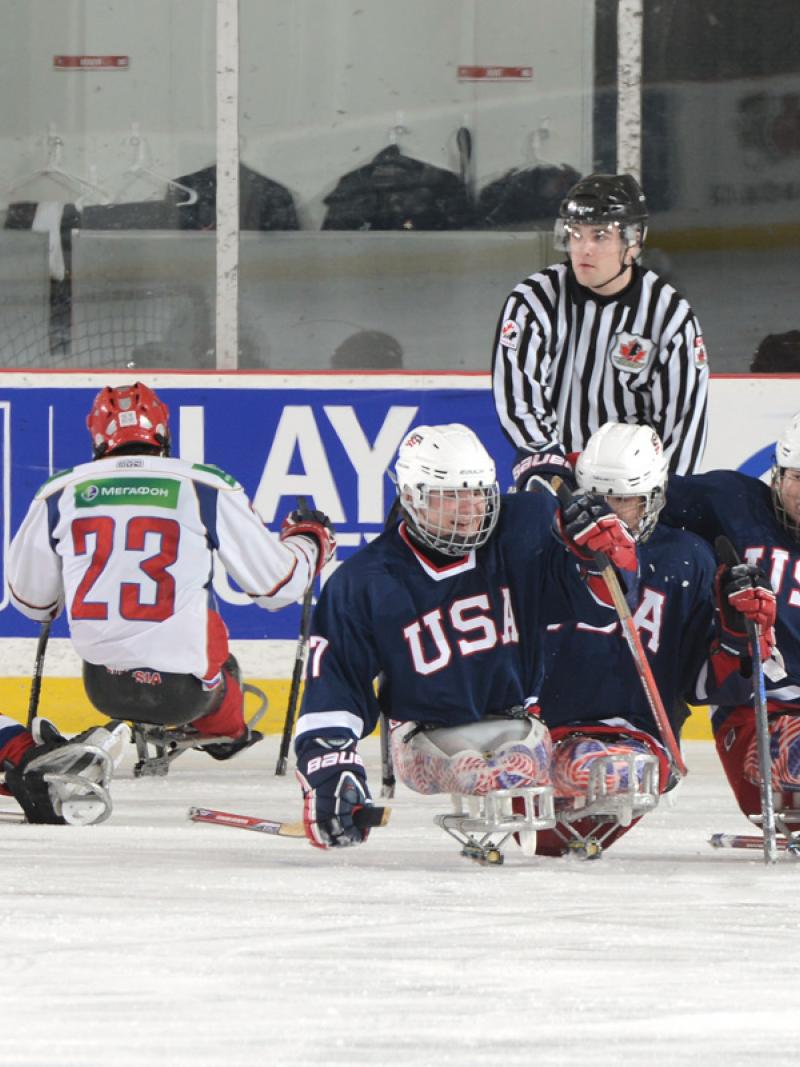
(512, 447), (577, 494)
(557, 491), (637, 574)
(3, 721), (70, 824)
(714, 563), (776, 662)
(280, 508), (337, 576)
(295, 736), (373, 849)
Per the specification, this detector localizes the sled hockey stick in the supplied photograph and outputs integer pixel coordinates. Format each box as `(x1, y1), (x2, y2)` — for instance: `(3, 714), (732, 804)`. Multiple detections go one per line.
(375, 673), (396, 797)
(714, 536), (778, 865)
(378, 710), (396, 798)
(275, 497), (316, 776)
(275, 580), (313, 776)
(375, 499), (404, 797)
(554, 480), (687, 777)
(709, 832), (800, 854)
(188, 804), (390, 838)
(27, 619), (52, 729)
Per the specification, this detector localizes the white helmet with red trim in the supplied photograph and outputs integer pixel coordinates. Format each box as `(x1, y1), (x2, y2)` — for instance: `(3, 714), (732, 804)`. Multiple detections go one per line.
(393, 423), (500, 556)
(576, 421), (667, 542)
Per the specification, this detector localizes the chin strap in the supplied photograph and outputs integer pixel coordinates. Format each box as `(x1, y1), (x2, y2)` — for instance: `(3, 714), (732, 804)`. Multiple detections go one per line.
(589, 261), (632, 290)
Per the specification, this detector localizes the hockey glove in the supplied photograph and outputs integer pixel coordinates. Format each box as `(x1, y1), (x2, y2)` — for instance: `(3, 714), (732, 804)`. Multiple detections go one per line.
(296, 736), (373, 849)
(512, 447), (577, 494)
(280, 508), (336, 576)
(557, 491), (637, 574)
(715, 563), (776, 661)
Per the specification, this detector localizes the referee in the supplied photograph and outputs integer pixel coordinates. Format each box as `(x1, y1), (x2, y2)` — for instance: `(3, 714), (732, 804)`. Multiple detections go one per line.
(491, 173), (708, 491)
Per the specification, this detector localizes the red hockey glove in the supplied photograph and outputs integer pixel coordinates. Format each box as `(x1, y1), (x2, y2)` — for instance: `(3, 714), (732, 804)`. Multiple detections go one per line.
(558, 491), (637, 573)
(280, 508), (336, 576)
(715, 563), (776, 661)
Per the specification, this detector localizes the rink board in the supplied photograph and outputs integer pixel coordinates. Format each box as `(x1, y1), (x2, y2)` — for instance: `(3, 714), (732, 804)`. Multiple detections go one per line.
(0, 370), (797, 740)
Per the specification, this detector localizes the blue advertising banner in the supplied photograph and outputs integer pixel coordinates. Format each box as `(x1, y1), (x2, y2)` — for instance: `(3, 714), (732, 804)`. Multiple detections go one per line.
(1, 371), (791, 650)
(0, 373), (513, 642)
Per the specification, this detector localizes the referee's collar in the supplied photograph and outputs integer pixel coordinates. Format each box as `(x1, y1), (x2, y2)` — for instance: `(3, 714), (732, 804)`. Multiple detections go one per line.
(566, 261), (642, 307)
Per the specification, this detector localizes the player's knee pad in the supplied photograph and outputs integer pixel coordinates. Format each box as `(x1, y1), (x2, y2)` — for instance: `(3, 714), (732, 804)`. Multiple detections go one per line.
(552, 734), (658, 799)
(391, 715), (551, 796)
(744, 714), (800, 791)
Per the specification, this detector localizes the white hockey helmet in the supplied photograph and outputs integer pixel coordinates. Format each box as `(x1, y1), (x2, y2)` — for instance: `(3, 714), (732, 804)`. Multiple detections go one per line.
(576, 422), (668, 542)
(393, 423), (500, 555)
(771, 412), (800, 538)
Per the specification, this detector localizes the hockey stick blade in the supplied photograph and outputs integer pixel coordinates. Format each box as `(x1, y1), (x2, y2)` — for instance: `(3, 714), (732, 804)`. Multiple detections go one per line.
(709, 832), (800, 854)
(188, 804), (391, 838)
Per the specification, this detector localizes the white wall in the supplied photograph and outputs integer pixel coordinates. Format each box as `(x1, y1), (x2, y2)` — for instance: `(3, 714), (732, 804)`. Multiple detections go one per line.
(0, 0), (595, 226)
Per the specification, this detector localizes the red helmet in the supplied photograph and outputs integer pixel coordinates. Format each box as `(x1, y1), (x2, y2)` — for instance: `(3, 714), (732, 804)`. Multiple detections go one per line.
(87, 382), (170, 458)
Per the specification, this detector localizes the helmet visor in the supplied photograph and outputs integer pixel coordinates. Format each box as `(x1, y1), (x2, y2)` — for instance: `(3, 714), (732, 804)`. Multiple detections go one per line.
(555, 218), (632, 253)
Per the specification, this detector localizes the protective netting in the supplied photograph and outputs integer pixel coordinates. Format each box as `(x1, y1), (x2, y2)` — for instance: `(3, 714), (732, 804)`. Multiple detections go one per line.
(0, 284), (213, 370)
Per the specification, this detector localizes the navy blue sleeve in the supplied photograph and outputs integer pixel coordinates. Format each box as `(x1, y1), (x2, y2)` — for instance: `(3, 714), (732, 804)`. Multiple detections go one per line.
(294, 564), (383, 752)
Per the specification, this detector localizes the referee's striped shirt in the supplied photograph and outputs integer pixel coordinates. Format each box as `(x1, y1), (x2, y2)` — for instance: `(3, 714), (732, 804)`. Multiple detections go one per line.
(491, 262), (708, 474)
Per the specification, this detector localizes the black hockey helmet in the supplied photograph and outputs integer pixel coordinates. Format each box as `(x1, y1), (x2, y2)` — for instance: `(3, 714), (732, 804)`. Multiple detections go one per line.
(556, 173), (648, 249)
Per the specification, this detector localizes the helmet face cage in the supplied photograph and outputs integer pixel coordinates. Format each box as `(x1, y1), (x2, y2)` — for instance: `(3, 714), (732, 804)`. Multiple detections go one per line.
(576, 423), (667, 543)
(402, 483), (500, 556)
(87, 382), (171, 458)
(771, 414), (800, 540)
(587, 484), (665, 544)
(770, 468), (800, 540)
(394, 424), (501, 556)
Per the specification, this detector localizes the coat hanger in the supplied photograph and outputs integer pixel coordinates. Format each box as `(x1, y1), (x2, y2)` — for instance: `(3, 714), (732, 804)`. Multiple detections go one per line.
(526, 119), (558, 169)
(386, 112), (410, 148)
(110, 123), (198, 206)
(5, 127), (112, 208)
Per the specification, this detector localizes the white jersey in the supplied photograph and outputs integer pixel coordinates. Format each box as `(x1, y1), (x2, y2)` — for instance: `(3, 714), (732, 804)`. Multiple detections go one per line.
(7, 454), (315, 678)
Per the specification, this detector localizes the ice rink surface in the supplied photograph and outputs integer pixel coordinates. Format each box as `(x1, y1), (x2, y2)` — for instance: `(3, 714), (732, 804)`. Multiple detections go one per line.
(1, 736), (798, 1067)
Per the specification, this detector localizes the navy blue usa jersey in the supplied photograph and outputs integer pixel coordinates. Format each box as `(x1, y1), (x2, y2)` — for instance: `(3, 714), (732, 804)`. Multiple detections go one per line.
(664, 470), (800, 724)
(540, 523), (718, 738)
(295, 492), (617, 748)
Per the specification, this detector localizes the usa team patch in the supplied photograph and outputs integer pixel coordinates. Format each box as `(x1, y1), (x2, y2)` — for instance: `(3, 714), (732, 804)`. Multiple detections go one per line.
(499, 319), (521, 350)
(609, 332), (655, 373)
